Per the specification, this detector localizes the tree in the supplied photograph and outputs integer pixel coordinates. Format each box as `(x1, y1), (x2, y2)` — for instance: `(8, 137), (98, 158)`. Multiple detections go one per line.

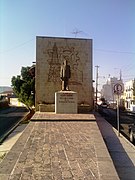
(11, 66), (35, 112)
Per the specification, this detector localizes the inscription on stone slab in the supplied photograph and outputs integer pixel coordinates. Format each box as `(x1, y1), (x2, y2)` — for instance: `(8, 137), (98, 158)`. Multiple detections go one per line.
(55, 91), (77, 114)
(59, 93), (75, 103)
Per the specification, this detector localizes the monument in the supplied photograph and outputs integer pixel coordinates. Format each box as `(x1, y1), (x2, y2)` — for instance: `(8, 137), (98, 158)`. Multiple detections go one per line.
(60, 60), (71, 91)
(55, 60), (77, 114)
(36, 36), (93, 112)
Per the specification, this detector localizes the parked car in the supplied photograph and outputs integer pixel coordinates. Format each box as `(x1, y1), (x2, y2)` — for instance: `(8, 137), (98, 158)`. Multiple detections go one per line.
(129, 123), (135, 144)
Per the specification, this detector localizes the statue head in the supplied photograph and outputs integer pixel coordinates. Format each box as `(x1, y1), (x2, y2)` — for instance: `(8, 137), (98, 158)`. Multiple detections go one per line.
(63, 60), (68, 66)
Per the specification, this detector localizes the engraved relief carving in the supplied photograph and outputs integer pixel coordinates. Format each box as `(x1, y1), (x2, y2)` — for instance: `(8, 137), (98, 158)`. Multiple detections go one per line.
(46, 42), (83, 84)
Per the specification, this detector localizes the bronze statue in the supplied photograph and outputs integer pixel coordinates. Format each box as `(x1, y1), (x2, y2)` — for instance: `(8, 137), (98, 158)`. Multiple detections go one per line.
(60, 60), (71, 91)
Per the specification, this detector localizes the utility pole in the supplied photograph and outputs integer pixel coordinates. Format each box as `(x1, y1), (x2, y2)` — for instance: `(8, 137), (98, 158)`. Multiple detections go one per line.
(95, 65), (99, 104)
(120, 69), (122, 80)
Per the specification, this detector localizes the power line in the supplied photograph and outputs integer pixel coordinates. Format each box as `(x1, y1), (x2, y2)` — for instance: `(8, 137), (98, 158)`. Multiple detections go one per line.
(0, 38), (35, 54)
(1, 36), (135, 56)
(121, 63), (134, 70)
(120, 64), (135, 80)
(94, 48), (135, 55)
(123, 75), (135, 77)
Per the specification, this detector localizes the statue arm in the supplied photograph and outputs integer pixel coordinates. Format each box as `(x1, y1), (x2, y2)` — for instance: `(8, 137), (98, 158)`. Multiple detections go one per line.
(60, 66), (63, 79)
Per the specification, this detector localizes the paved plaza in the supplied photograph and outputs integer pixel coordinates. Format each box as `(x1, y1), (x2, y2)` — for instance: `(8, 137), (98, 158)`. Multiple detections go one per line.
(0, 112), (134, 179)
(0, 113), (118, 180)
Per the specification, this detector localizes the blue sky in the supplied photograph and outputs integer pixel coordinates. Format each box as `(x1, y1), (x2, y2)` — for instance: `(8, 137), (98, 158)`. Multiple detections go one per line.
(0, 0), (135, 88)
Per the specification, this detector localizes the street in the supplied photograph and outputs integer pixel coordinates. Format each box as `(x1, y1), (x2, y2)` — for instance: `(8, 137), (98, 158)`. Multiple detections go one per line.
(98, 106), (135, 143)
(0, 106), (28, 143)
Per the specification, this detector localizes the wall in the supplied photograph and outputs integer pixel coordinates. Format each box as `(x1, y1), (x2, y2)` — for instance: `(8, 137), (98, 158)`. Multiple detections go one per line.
(10, 98), (25, 107)
(36, 36), (93, 111)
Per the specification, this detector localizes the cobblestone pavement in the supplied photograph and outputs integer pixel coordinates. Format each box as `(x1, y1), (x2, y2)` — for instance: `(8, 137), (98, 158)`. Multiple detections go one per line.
(0, 114), (119, 180)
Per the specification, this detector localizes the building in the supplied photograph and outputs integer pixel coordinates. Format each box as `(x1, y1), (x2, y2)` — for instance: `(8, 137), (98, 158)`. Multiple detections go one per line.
(9, 97), (25, 107)
(124, 79), (135, 110)
(0, 90), (13, 102)
(0, 86), (12, 93)
(101, 76), (124, 106)
(36, 36), (93, 111)
(0, 90), (25, 107)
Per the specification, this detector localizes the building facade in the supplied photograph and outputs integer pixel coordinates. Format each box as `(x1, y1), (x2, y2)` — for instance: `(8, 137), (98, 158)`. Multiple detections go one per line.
(101, 77), (124, 105)
(124, 80), (135, 110)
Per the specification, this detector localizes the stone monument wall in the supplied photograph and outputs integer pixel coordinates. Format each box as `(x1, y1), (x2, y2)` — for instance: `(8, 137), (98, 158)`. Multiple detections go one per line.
(36, 36), (93, 111)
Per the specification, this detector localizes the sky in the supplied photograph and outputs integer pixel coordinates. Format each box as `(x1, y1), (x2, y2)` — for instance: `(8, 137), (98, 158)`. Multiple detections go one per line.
(0, 0), (135, 89)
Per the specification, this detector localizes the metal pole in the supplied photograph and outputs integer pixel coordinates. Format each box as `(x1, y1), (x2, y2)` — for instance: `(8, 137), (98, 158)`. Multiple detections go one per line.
(117, 94), (120, 137)
(95, 66), (99, 104)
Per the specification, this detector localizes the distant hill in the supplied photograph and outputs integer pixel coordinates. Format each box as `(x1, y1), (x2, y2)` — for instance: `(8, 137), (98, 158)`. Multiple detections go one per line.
(0, 86), (12, 93)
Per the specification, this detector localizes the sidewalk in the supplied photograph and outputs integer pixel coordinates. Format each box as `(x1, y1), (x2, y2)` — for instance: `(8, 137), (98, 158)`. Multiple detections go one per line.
(96, 112), (135, 180)
(0, 113), (135, 180)
(0, 124), (27, 162)
(0, 112), (119, 180)
(0, 112), (133, 179)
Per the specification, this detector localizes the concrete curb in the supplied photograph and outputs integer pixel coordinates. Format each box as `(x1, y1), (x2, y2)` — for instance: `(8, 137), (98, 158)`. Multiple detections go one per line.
(0, 112), (29, 144)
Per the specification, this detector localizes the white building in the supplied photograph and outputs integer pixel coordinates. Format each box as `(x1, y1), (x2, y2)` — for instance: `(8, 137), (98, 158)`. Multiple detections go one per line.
(101, 84), (112, 102)
(101, 76), (124, 104)
(124, 80), (135, 110)
(10, 97), (25, 107)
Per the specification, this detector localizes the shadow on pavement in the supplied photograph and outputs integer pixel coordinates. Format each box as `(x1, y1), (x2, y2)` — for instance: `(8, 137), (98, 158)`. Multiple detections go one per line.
(96, 112), (135, 180)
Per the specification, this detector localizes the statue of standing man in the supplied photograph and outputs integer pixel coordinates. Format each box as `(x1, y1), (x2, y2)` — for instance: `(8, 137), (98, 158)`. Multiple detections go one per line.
(60, 60), (71, 91)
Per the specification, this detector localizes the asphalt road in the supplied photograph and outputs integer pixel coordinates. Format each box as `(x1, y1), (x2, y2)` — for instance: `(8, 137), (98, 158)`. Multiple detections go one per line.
(0, 106), (28, 142)
(98, 106), (135, 142)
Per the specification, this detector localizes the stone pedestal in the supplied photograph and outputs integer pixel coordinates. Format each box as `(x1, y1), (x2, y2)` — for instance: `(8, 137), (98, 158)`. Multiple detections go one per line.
(55, 91), (77, 114)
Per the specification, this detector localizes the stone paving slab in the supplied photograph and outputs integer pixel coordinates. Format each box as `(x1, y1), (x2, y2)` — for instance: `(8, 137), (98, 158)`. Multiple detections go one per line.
(31, 112), (96, 121)
(0, 114), (119, 180)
